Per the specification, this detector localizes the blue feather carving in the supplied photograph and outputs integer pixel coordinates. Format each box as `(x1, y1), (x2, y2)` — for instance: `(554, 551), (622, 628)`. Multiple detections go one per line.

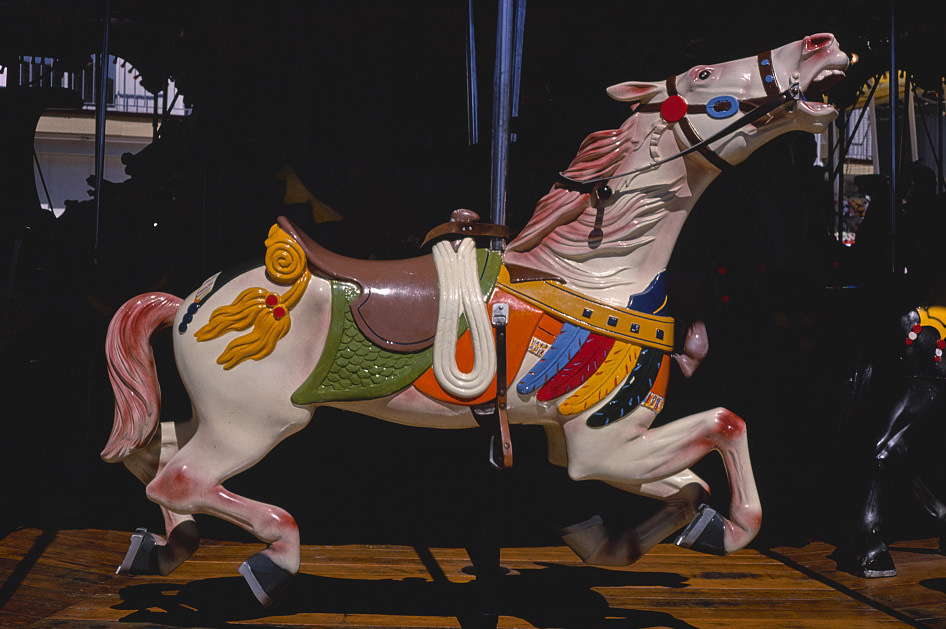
(517, 323), (589, 395)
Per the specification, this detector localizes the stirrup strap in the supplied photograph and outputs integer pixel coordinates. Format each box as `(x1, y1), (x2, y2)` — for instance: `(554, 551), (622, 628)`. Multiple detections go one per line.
(471, 302), (514, 469)
(492, 303), (513, 469)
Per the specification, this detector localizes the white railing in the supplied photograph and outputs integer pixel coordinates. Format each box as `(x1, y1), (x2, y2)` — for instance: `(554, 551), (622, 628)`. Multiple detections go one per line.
(4, 55), (189, 117)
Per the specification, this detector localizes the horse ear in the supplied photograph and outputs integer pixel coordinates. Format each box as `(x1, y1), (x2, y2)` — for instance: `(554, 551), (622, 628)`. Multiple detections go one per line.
(606, 81), (660, 103)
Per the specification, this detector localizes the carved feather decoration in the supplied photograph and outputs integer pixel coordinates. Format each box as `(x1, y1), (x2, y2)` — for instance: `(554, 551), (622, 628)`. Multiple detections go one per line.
(537, 333), (615, 401)
(586, 347), (663, 427)
(516, 322), (589, 395)
(557, 340), (640, 415)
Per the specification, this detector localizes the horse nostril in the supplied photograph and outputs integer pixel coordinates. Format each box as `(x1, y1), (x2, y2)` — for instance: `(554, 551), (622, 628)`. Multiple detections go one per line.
(804, 33), (834, 54)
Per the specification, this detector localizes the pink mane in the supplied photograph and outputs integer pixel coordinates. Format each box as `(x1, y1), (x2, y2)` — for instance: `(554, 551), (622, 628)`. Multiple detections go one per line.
(507, 115), (638, 252)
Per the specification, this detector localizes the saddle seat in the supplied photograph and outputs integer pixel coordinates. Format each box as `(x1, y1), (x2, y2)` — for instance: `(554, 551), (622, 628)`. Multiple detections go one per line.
(277, 215), (561, 354)
(277, 216), (440, 353)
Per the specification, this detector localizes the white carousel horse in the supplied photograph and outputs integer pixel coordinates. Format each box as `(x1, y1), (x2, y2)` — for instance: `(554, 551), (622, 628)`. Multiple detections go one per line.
(102, 34), (848, 605)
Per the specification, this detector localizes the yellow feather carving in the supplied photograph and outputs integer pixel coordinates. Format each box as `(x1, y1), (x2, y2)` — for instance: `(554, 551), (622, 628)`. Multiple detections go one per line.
(194, 224), (311, 369)
(216, 311), (292, 369)
(194, 288), (267, 340)
(558, 341), (640, 415)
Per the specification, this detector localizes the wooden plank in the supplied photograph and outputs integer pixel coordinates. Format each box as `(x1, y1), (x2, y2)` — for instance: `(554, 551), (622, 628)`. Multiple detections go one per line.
(2, 528), (943, 628)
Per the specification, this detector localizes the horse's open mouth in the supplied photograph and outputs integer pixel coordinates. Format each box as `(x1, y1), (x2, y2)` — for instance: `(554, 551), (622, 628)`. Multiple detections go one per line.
(798, 68), (847, 116)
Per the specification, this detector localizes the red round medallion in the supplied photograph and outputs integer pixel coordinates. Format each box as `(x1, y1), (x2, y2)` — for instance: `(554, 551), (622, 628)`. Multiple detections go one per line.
(273, 306), (287, 320)
(266, 293), (279, 307)
(938, 339), (946, 350)
(912, 324), (923, 334)
(660, 95), (689, 123)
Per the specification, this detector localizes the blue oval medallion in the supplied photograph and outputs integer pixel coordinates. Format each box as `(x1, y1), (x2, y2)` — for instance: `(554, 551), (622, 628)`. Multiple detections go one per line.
(706, 95), (738, 119)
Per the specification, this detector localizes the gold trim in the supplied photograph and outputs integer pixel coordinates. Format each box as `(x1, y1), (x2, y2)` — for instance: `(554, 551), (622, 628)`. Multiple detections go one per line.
(919, 307), (946, 339)
(497, 267), (674, 352)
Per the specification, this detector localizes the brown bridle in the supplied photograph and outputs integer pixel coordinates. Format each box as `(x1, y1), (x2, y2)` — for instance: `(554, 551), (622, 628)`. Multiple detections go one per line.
(556, 50), (803, 193)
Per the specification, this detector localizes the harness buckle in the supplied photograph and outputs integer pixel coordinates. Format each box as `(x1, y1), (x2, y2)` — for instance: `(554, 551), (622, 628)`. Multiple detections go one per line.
(491, 303), (509, 326)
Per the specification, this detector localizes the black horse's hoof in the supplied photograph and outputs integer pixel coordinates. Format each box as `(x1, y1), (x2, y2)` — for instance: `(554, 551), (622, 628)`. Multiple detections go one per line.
(117, 528), (159, 575)
(857, 549), (897, 578)
(239, 552), (295, 606)
(675, 504), (726, 556)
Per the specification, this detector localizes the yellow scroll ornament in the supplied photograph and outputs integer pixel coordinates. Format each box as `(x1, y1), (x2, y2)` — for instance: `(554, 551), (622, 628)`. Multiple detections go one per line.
(195, 224), (311, 369)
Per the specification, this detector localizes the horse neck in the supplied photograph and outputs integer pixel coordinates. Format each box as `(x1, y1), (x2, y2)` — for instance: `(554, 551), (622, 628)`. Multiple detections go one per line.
(505, 155), (717, 308)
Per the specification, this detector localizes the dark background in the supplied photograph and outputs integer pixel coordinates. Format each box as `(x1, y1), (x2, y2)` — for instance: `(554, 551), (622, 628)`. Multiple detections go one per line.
(1, 0), (945, 556)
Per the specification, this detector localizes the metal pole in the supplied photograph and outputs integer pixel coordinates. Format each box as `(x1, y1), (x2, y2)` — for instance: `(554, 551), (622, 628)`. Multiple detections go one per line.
(510, 0), (526, 142)
(827, 118), (837, 237)
(466, 0), (479, 146)
(889, 0), (897, 274)
(837, 109), (847, 240)
(489, 0), (514, 250)
(153, 86), (160, 141)
(93, 0), (110, 256)
(936, 77), (946, 194)
(870, 90), (880, 175)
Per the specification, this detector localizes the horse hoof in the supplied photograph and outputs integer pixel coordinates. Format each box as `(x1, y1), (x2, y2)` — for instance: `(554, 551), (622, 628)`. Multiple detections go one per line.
(675, 504), (725, 556)
(239, 552), (295, 606)
(117, 528), (159, 575)
(857, 549), (897, 578)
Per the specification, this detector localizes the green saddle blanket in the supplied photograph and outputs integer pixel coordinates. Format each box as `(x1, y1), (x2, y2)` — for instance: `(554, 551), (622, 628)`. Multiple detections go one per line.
(291, 249), (502, 405)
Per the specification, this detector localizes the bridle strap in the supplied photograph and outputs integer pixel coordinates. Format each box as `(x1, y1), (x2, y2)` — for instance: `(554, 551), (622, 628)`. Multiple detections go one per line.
(758, 50), (781, 98)
(664, 75), (734, 171)
(556, 50), (802, 191)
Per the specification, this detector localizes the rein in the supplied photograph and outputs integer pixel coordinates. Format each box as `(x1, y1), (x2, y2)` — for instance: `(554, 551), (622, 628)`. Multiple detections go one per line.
(556, 51), (804, 193)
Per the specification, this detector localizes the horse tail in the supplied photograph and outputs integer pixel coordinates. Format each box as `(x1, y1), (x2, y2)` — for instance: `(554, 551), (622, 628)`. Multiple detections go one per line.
(101, 293), (183, 463)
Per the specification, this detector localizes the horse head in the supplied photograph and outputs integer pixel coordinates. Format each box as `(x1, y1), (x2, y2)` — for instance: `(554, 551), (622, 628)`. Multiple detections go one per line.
(607, 33), (848, 169)
(506, 34), (847, 301)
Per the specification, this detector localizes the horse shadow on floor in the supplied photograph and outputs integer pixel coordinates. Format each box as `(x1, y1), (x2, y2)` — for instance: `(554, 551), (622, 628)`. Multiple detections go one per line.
(921, 577), (946, 596)
(112, 563), (697, 629)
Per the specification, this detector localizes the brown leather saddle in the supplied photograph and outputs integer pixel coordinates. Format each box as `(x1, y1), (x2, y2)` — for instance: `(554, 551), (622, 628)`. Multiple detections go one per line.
(277, 214), (552, 356)
(278, 216), (440, 353)
(278, 214), (558, 470)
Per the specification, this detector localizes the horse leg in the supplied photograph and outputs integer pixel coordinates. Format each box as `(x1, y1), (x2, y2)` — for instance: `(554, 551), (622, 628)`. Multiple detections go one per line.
(910, 474), (946, 556)
(563, 406), (761, 555)
(848, 474), (896, 577)
(559, 471), (709, 565)
(118, 420), (200, 576)
(144, 422), (309, 606)
(847, 381), (938, 577)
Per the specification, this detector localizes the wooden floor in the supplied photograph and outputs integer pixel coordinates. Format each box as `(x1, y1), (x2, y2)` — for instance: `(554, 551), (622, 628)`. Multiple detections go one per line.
(1, 528), (945, 628)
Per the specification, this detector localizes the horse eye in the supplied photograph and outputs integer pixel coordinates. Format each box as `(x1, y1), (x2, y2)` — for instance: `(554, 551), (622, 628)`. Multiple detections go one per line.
(698, 69), (712, 80)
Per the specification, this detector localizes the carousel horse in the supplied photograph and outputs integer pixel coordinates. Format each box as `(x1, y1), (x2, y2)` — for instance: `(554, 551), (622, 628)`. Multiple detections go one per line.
(102, 34), (848, 605)
(841, 184), (946, 577)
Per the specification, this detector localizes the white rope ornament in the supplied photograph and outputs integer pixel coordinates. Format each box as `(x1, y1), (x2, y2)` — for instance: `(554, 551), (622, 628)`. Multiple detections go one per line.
(431, 238), (496, 398)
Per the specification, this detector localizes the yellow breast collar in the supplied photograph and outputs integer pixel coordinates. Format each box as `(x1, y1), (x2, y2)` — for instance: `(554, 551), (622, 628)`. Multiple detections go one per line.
(496, 267), (674, 353)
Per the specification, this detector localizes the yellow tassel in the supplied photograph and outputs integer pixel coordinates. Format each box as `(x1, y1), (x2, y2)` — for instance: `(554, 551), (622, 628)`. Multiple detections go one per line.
(195, 224), (311, 369)
(194, 288), (267, 341)
(558, 341), (640, 415)
(216, 309), (292, 369)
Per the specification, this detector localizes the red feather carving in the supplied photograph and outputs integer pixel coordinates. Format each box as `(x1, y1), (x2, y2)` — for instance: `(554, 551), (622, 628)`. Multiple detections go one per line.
(537, 333), (615, 401)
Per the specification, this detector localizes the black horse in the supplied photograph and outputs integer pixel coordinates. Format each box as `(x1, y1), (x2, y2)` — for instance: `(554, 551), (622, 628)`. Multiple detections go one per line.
(839, 168), (946, 577)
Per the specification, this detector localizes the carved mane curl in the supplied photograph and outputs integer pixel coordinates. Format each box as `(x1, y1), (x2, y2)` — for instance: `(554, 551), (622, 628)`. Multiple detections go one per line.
(507, 115), (638, 253)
